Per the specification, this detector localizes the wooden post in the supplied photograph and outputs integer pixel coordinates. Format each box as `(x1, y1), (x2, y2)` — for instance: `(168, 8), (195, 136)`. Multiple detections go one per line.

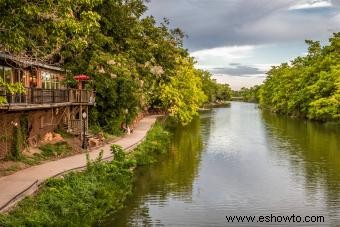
(80, 105), (83, 138)
(85, 106), (88, 134)
(67, 107), (71, 132)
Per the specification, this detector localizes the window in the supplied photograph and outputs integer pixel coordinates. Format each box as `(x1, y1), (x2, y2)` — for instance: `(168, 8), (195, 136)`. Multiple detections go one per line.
(42, 71), (51, 89)
(42, 71), (64, 89)
(0, 65), (13, 83)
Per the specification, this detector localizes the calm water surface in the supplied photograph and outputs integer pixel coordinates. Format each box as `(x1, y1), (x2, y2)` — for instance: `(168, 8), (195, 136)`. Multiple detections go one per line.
(107, 102), (340, 226)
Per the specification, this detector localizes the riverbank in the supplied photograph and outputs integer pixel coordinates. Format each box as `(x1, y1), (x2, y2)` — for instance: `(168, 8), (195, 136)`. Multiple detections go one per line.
(0, 115), (160, 214)
(108, 102), (340, 226)
(0, 118), (172, 226)
(202, 101), (231, 109)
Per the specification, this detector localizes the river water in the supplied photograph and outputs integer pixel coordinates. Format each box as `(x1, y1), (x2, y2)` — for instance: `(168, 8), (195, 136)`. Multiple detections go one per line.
(107, 102), (340, 226)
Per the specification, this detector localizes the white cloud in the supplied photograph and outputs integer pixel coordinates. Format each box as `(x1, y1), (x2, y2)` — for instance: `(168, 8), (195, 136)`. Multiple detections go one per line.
(288, 0), (332, 10)
(213, 74), (266, 90)
(190, 46), (276, 89)
(251, 63), (275, 72)
(191, 45), (257, 69)
(332, 13), (340, 23)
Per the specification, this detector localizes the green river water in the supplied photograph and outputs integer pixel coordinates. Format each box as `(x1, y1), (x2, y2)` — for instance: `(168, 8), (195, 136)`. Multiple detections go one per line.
(106, 102), (340, 226)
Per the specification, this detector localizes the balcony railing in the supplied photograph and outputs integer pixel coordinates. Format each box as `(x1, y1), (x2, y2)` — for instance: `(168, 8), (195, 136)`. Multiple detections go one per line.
(0, 88), (95, 106)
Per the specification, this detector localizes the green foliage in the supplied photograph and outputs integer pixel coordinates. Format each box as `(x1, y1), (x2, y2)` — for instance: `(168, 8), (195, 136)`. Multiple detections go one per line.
(234, 85), (262, 103)
(159, 58), (207, 125)
(0, 153), (133, 226)
(19, 114), (29, 148)
(259, 33), (340, 122)
(0, 121), (172, 226)
(111, 144), (126, 162)
(39, 142), (72, 157)
(215, 83), (232, 101)
(198, 70), (232, 103)
(7, 113), (29, 161)
(0, 0), (101, 60)
(9, 126), (22, 161)
(133, 122), (171, 165)
(1, 0), (230, 129)
(0, 78), (25, 104)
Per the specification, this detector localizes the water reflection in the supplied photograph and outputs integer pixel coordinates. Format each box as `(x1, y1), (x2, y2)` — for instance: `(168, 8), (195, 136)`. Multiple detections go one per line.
(107, 103), (340, 226)
(105, 116), (205, 226)
(262, 111), (340, 220)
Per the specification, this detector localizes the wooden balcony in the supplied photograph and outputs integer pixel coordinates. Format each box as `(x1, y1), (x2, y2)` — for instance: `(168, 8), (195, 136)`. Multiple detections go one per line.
(0, 88), (95, 110)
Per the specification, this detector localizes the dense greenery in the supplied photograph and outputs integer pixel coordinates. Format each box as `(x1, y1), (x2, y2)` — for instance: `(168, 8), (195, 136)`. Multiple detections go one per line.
(0, 121), (171, 226)
(0, 151), (134, 226)
(7, 114), (29, 161)
(0, 0), (230, 129)
(233, 86), (261, 103)
(0, 78), (25, 104)
(200, 71), (232, 103)
(133, 121), (171, 165)
(259, 33), (340, 121)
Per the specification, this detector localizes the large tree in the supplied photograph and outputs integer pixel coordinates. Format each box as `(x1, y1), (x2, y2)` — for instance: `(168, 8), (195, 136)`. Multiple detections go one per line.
(259, 33), (340, 121)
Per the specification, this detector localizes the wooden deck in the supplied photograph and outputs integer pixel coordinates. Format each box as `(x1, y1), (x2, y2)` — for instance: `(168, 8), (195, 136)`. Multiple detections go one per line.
(0, 89), (95, 111)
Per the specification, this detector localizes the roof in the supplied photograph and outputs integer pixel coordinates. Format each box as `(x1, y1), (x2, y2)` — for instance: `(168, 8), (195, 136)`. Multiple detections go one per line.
(0, 52), (64, 72)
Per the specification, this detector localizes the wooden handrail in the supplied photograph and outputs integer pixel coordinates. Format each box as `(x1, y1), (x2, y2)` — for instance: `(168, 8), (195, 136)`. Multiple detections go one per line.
(0, 88), (95, 105)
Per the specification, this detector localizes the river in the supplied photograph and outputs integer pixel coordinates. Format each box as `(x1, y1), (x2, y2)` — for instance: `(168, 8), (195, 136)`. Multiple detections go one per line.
(106, 102), (340, 226)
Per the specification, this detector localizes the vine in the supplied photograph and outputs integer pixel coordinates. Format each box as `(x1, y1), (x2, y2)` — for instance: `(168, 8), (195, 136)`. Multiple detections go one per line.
(8, 113), (29, 160)
(19, 113), (29, 148)
(9, 124), (22, 160)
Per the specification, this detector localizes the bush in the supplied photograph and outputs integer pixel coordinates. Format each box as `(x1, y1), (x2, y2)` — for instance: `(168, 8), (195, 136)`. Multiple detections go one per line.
(133, 122), (171, 165)
(0, 151), (134, 226)
(0, 121), (172, 226)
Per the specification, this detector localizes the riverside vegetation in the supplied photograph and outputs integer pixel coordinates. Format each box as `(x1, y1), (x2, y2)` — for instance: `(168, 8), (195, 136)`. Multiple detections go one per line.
(0, 0), (232, 130)
(236, 33), (340, 122)
(0, 122), (171, 226)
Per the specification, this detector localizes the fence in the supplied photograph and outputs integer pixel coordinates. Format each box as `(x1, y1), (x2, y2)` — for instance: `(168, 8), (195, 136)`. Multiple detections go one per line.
(0, 88), (95, 105)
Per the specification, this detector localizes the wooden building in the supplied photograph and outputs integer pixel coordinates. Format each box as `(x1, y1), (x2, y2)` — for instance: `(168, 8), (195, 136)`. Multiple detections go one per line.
(0, 53), (95, 159)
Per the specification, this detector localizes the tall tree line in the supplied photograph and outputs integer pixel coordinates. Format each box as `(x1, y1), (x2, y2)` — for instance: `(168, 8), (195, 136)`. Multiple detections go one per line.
(259, 33), (340, 122)
(0, 0), (230, 132)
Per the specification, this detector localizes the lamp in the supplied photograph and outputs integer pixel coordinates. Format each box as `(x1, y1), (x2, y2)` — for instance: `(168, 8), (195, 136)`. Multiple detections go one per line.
(124, 109), (129, 133)
(82, 111), (87, 149)
(82, 111), (87, 119)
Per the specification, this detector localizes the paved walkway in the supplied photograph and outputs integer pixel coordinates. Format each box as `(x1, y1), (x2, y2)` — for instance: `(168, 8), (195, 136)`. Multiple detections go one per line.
(0, 115), (159, 212)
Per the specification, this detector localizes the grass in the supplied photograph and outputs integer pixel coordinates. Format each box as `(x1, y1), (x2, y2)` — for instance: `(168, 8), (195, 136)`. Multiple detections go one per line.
(0, 142), (74, 176)
(0, 163), (22, 176)
(0, 121), (172, 226)
(20, 142), (73, 166)
(39, 142), (72, 157)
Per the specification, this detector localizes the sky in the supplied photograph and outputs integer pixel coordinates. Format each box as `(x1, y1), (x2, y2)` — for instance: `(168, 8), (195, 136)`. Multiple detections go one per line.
(145, 0), (340, 90)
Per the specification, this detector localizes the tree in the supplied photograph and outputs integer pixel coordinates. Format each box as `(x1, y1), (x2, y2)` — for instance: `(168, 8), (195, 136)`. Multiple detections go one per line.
(259, 33), (340, 121)
(0, 0), (228, 131)
(160, 58), (206, 125)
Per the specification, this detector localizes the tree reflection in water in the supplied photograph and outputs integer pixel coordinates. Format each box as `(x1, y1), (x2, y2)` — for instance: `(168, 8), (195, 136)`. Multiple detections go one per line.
(262, 111), (340, 214)
(104, 115), (210, 226)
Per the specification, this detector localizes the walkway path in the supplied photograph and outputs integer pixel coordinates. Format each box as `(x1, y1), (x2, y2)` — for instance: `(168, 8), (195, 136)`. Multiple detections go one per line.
(0, 115), (159, 212)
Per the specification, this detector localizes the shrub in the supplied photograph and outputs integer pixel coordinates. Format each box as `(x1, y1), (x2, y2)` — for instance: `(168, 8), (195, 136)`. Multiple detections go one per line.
(0, 121), (172, 226)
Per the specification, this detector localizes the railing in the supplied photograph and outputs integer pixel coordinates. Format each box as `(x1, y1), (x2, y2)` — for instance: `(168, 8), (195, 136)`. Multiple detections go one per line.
(70, 119), (81, 134)
(29, 88), (69, 104)
(0, 88), (95, 105)
(69, 89), (96, 104)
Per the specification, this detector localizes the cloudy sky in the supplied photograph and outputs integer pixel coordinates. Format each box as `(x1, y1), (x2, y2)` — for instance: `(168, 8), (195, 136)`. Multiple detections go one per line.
(146, 0), (340, 90)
